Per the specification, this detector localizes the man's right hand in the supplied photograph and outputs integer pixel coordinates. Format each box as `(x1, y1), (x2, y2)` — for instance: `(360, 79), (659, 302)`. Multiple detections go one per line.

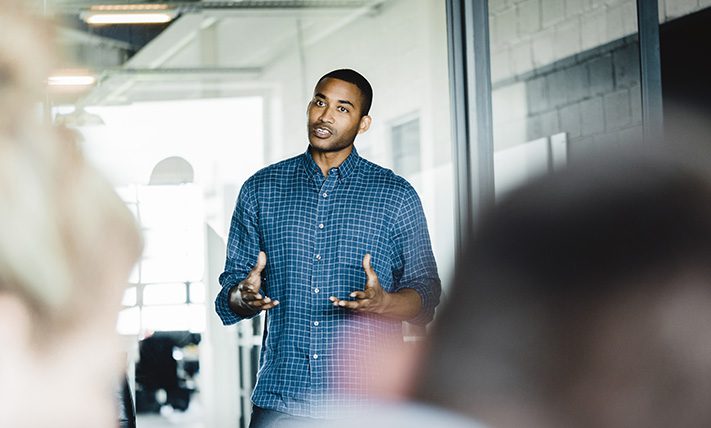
(228, 251), (279, 316)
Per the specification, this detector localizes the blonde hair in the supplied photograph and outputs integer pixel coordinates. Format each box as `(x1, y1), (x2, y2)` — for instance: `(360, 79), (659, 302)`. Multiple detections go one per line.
(0, 0), (142, 340)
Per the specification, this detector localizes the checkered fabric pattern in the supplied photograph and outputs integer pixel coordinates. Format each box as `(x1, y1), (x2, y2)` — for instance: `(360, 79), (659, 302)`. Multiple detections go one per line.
(215, 147), (441, 418)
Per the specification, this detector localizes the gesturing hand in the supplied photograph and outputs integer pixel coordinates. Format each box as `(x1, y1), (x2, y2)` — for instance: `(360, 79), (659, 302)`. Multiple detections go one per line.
(230, 251), (279, 315)
(330, 253), (390, 315)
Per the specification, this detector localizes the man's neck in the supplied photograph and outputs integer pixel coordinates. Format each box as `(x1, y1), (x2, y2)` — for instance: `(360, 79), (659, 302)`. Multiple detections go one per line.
(310, 145), (353, 177)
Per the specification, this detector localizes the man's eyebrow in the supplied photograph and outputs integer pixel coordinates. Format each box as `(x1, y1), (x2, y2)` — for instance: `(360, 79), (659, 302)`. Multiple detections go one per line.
(337, 99), (355, 108)
(313, 92), (356, 108)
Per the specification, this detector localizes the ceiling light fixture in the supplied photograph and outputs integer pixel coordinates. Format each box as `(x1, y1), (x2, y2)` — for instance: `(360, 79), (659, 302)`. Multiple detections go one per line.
(48, 74), (97, 87)
(81, 4), (177, 25)
(90, 4), (170, 11)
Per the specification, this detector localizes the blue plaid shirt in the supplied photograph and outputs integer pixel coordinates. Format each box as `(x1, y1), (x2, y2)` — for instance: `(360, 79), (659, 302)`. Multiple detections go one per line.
(216, 147), (441, 418)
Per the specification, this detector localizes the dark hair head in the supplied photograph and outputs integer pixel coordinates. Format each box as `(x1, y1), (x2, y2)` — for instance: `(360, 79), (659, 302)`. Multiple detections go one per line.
(317, 68), (373, 116)
(415, 147), (711, 427)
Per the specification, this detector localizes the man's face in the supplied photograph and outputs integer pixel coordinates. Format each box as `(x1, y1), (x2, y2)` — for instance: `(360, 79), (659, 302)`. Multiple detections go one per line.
(307, 77), (370, 153)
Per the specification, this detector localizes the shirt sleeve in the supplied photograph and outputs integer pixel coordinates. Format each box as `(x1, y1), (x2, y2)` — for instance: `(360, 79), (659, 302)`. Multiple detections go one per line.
(389, 184), (442, 325)
(215, 177), (262, 325)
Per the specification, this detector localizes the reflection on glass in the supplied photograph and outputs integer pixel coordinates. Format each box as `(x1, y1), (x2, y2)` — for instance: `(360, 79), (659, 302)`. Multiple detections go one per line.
(489, 0), (643, 195)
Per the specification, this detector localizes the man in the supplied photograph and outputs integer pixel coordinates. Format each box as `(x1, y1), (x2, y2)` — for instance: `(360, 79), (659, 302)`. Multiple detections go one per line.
(215, 69), (441, 426)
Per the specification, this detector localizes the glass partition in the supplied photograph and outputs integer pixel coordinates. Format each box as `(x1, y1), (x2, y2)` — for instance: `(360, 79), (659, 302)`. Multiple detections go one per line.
(488, 0), (643, 197)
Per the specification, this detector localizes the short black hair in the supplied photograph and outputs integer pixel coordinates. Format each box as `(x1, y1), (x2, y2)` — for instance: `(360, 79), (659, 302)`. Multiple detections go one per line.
(317, 69), (373, 116)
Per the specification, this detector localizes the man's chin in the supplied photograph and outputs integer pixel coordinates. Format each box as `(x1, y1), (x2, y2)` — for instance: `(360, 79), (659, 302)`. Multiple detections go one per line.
(309, 141), (351, 154)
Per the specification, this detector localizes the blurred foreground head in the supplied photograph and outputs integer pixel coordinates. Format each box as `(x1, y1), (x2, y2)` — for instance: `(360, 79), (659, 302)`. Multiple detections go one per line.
(415, 144), (711, 428)
(0, 1), (142, 427)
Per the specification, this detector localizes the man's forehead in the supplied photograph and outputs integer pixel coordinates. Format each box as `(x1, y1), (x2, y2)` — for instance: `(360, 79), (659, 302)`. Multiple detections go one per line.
(314, 78), (362, 105)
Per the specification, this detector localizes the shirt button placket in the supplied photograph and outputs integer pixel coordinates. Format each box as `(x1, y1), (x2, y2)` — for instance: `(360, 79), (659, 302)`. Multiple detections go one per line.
(311, 175), (336, 383)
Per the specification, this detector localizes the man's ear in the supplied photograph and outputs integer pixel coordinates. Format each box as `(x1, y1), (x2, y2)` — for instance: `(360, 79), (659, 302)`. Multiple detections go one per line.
(0, 294), (31, 352)
(358, 115), (372, 134)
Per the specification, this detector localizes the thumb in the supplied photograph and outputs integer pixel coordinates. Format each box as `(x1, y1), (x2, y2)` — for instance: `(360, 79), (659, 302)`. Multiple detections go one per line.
(249, 251), (267, 281)
(252, 251), (267, 275)
(362, 253), (377, 284)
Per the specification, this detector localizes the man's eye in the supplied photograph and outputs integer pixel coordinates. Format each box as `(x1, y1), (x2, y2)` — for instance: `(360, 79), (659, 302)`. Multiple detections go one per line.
(337, 106), (348, 113)
(315, 100), (325, 106)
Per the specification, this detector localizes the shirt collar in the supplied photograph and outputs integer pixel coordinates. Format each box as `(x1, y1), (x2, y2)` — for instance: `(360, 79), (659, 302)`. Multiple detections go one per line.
(301, 146), (361, 180)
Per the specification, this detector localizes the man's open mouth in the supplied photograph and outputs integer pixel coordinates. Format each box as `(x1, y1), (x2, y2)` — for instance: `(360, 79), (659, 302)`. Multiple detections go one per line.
(313, 126), (333, 138)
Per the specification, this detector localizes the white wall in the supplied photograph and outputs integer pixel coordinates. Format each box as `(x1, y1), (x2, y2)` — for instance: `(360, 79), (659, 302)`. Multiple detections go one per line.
(255, 0), (456, 287)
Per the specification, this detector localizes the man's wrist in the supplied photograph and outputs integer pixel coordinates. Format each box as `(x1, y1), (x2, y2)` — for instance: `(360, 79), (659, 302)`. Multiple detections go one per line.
(382, 288), (421, 320)
(378, 291), (394, 315)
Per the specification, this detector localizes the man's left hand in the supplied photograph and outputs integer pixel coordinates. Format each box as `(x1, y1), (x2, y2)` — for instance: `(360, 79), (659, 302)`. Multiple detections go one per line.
(329, 253), (390, 314)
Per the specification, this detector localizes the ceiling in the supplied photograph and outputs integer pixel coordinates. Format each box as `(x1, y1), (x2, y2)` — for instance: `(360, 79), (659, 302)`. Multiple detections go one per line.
(40, 0), (387, 106)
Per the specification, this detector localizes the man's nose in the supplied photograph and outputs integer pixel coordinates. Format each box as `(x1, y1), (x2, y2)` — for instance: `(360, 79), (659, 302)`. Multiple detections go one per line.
(318, 108), (334, 124)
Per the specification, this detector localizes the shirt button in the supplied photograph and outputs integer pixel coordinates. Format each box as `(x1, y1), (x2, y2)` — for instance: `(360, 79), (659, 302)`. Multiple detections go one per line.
(315, 254), (321, 261)
(318, 223), (325, 229)
(322, 192), (328, 198)
(314, 288), (320, 294)
(313, 321), (320, 326)
(313, 354), (319, 360)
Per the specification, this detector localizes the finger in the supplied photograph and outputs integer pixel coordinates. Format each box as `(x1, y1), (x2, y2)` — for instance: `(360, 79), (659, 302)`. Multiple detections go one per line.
(239, 283), (257, 293)
(247, 296), (272, 308)
(334, 299), (367, 310)
(250, 295), (277, 306)
(243, 292), (263, 302)
(349, 291), (368, 299)
(260, 300), (280, 310)
(362, 253), (377, 285)
(331, 297), (367, 309)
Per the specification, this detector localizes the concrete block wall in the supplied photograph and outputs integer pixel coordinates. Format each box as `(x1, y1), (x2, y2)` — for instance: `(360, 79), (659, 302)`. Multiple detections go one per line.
(490, 0), (710, 82)
(488, 0), (711, 157)
(490, 0), (639, 81)
(493, 36), (643, 157)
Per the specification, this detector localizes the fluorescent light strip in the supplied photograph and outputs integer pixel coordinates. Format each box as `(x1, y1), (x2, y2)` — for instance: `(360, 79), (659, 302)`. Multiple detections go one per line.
(83, 12), (175, 25)
(90, 4), (170, 11)
(48, 75), (97, 87)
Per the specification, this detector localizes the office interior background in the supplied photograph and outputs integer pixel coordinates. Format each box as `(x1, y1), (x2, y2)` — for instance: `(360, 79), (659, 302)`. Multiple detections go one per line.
(35, 0), (711, 426)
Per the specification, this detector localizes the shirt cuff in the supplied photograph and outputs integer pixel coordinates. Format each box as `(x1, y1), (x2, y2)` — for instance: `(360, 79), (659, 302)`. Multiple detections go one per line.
(400, 279), (440, 326)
